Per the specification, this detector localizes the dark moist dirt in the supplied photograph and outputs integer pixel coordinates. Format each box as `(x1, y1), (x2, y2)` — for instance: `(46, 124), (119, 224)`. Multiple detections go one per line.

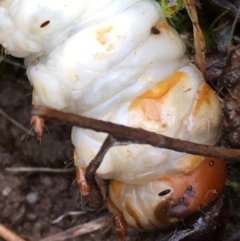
(0, 58), (145, 241)
(0, 56), (240, 241)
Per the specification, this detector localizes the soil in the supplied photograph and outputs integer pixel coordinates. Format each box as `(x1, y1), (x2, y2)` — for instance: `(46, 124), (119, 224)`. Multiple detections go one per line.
(0, 57), (113, 241)
(0, 55), (240, 241)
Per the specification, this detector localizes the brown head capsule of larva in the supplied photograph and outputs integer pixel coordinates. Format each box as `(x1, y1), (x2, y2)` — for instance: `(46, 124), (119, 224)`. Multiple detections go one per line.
(108, 157), (226, 230)
(154, 157), (227, 226)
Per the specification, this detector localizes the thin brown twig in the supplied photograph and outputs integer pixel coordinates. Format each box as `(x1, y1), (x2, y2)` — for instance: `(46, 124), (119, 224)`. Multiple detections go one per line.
(32, 106), (240, 160)
(40, 216), (108, 241)
(0, 224), (26, 241)
(86, 135), (117, 209)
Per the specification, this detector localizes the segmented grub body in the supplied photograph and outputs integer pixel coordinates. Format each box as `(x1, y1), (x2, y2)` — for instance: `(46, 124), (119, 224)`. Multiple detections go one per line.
(0, 0), (225, 233)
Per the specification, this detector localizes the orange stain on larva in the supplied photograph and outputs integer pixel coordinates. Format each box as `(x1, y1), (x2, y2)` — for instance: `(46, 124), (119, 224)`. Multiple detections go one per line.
(193, 83), (213, 114)
(96, 26), (113, 45)
(177, 155), (203, 172)
(74, 148), (81, 160)
(108, 197), (122, 214)
(159, 21), (169, 30)
(125, 201), (144, 230)
(130, 71), (185, 121)
(110, 179), (124, 199)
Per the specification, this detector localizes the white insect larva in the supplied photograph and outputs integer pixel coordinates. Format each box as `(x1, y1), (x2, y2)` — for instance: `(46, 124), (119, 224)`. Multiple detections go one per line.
(0, 0), (226, 239)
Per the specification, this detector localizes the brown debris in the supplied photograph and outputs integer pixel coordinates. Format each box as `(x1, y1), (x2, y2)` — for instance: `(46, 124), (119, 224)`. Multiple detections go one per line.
(219, 45), (240, 148)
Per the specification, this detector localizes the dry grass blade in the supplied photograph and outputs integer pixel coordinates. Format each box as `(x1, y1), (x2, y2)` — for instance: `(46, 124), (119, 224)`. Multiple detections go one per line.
(6, 167), (75, 173)
(40, 216), (108, 241)
(0, 224), (26, 241)
(184, 0), (206, 75)
(0, 108), (34, 136)
(51, 211), (86, 224)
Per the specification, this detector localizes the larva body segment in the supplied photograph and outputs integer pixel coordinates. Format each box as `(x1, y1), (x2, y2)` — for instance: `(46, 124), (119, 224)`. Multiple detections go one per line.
(72, 65), (221, 183)
(0, 0), (225, 235)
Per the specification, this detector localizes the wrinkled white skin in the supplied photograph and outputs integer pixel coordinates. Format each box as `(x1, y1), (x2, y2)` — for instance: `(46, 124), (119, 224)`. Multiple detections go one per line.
(108, 178), (175, 230)
(0, 1), (221, 183)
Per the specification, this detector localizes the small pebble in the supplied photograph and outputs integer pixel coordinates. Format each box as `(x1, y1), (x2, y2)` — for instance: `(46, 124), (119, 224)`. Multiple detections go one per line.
(27, 213), (37, 220)
(2, 186), (11, 196)
(26, 192), (38, 204)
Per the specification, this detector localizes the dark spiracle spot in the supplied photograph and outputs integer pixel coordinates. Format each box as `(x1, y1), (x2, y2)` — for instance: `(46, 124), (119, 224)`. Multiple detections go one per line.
(209, 160), (214, 166)
(186, 185), (192, 191)
(40, 20), (50, 28)
(151, 26), (160, 35)
(158, 189), (171, 196)
(179, 197), (184, 202)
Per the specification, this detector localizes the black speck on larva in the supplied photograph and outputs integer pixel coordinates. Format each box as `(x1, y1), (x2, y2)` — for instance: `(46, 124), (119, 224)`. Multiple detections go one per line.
(151, 26), (160, 35)
(187, 185), (192, 191)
